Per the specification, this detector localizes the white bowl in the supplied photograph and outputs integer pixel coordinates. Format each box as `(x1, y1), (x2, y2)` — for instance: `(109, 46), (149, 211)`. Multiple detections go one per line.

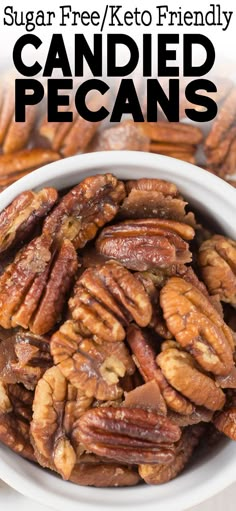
(0, 151), (236, 511)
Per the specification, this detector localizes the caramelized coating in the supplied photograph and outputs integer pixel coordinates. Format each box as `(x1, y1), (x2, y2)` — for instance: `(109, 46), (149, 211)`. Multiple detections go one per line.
(43, 174), (126, 249)
(91, 120), (150, 152)
(199, 235), (236, 306)
(0, 330), (52, 390)
(160, 277), (234, 375)
(0, 188), (58, 257)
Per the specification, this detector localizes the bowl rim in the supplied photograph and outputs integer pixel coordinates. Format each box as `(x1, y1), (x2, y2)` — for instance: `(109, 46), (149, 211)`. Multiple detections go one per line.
(0, 150), (236, 511)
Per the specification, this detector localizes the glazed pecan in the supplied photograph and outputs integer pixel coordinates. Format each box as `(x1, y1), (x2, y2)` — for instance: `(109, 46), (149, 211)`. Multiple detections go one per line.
(74, 407), (181, 464)
(157, 346), (225, 411)
(141, 122), (203, 146)
(198, 235), (236, 306)
(69, 261), (152, 341)
(43, 174), (126, 249)
(0, 381), (35, 461)
(91, 120), (150, 152)
(96, 219), (194, 271)
(205, 87), (236, 152)
(213, 404), (236, 440)
(51, 319), (135, 401)
(70, 460), (140, 487)
(139, 425), (204, 484)
(0, 236), (77, 334)
(0, 188), (58, 256)
(0, 331), (52, 390)
(31, 366), (85, 479)
(127, 325), (194, 415)
(160, 277), (234, 375)
(0, 148), (60, 177)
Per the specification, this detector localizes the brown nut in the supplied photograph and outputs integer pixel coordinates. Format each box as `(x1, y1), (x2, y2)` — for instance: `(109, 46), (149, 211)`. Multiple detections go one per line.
(0, 381), (35, 461)
(139, 425), (204, 484)
(91, 120), (150, 152)
(73, 406), (181, 464)
(70, 461), (140, 487)
(141, 122), (203, 146)
(0, 148), (60, 177)
(213, 406), (236, 440)
(0, 236), (78, 334)
(43, 174), (126, 249)
(198, 235), (236, 306)
(160, 277), (234, 375)
(205, 87), (236, 152)
(50, 319), (135, 401)
(0, 188), (58, 257)
(30, 366), (90, 479)
(157, 347), (225, 411)
(96, 219), (194, 271)
(69, 261), (152, 341)
(0, 330), (52, 390)
(126, 325), (194, 415)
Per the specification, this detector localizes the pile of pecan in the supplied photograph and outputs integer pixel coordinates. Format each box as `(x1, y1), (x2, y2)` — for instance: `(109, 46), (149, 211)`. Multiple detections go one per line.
(0, 174), (236, 487)
(0, 74), (236, 191)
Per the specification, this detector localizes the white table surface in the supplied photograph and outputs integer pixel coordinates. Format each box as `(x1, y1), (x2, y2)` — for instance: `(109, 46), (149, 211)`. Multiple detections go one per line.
(0, 479), (236, 511)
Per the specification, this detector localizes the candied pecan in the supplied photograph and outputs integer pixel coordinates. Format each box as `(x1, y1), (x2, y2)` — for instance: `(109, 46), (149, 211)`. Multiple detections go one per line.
(0, 75), (15, 145)
(50, 319), (135, 401)
(74, 407), (181, 464)
(0, 148), (60, 177)
(69, 261), (152, 341)
(141, 122), (203, 146)
(134, 272), (171, 339)
(43, 174), (126, 249)
(139, 425), (204, 484)
(125, 178), (179, 196)
(3, 105), (38, 154)
(0, 236), (77, 334)
(199, 235), (236, 306)
(96, 219), (194, 271)
(214, 404), (236, 440)
(160, 277), (234, 375)
(206, 126), (236, 169)
(0, 188), (58, 257)
(157, 347), (225, 411)
(31, 366), (84, 479)
(119, 189), (196, 225)
(205, 87), (236, 151)
(0, 331), (52, 390)
(0, 381), (35, 461)
(127, 325), (194, 415)
(91, 120), (150, 152)
(70, 460), (140, 487)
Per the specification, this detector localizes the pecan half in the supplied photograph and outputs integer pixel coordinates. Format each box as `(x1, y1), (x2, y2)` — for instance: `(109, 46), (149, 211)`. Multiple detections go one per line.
(91, 120), (150, 152)
(141, 122), (203, 146)
(160, 277), (234, 375)
(73, 407), (181, 464)
(70, 460), (140, 487)
(43, 174), (126, 249)
(0, 331), (52, 390)
(0, 188), (58, 257)
(139, 425), (204, 484)
(69, 261), (152, 341)
(0, 236), (77, 334)
(127, 325), (194, 415)
(157, 347), (225, 411)
(213, 406), (236, 440)
(198, 235), (236, 306)
(96, 219), (194, 271)
(51, 319), (135, 401)
(31, 366), (86, 479)
(0, 148), (60, 177)
(0, 381), (35, 461)
(205, 87), (236, 152)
